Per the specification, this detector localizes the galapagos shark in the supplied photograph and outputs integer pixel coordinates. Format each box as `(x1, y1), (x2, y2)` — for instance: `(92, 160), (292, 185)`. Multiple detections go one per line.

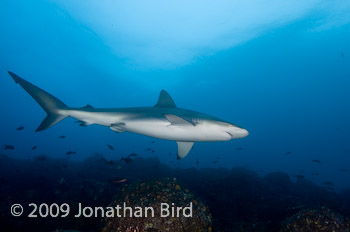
(8, 71), (248, 159)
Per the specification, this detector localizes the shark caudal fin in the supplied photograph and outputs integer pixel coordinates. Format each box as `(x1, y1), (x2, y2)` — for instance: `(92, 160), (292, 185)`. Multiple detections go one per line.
(8, 71), (69, 132)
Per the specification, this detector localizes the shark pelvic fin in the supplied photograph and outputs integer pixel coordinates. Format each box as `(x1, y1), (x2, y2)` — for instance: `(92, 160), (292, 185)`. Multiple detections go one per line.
(176, 141), (194, 159)
(164, 114), (195, 126)
(154, 90), (176, 108)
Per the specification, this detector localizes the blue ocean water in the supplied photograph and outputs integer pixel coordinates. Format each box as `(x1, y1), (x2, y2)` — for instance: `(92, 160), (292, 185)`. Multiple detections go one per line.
(1, 1), (350, 189)
(0, 2), (350, 231)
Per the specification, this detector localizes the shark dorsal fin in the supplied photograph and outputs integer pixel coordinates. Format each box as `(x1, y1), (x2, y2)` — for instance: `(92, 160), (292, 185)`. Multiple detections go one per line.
(176, 141), (194, 159)
(154, 90), (176, 108)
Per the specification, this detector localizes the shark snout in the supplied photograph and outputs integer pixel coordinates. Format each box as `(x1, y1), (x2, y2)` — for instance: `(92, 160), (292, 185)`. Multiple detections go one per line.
(239, 128), (249, 138)
(226, 126), (249, 139)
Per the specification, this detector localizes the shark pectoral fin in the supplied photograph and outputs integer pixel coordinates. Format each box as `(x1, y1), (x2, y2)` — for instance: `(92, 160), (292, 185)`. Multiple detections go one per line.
(164, 114), (195, 126)
(176, 141), (194, 160)
(154, 90), (176, 108)
(110, 123), (126, 133)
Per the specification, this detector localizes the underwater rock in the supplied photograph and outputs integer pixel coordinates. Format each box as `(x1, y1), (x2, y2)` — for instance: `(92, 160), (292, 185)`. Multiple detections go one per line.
(280, 207), (350, 232)
(102, 178), (212, 232)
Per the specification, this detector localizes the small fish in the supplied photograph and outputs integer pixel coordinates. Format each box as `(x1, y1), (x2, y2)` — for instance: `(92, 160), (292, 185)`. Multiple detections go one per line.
(340, 169), (348, 173)
(128, 153), (138, 158)
(58, 135), (66, 139)
(323, 181), (333, 186)
(3, 145), (15, 150)
(151, 141), (156, 143)
(31, 146), (37, 150)
(66, 151), (76, 155)
(236, 147), (243, 150)
(151, 150), (155, 153)
(168, 152), (172, 156)
(285, 151), (292, 155)
(312, 159), (321, 164)
(99, 158), (114, 165)
(121, 157), (133, 163)
(211, 160), (218, 164)
(341, 51), (345, 58)
(312, 172), (319, 176)
(16, 126), (24, 130)
(107, 144), (114, 150)
(196, 160), (199, 165)
(34, 154), (47, 161)
(112, 178), (127, 183)
(145, 148), (152, 151)
(116, 165), (122, 169)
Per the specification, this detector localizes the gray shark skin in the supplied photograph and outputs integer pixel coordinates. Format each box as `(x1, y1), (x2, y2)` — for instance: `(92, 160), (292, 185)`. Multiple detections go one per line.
(8, 71), (248, 159)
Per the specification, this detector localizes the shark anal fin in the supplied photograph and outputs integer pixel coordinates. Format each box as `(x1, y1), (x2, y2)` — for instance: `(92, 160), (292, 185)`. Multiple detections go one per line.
(110, 123), (126, 133)
(154, 90), (176, 108)
(81, 104), (94, 109)
(164, 114), (195, 126)
(74, 120), (92, 127)
(176, 141), (194, 159)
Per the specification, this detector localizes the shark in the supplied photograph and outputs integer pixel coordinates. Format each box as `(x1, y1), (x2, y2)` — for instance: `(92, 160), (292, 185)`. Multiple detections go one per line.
(8, 71), (249, 159)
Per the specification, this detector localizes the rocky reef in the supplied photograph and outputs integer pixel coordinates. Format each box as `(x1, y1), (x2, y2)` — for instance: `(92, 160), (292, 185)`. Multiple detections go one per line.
(280, 207), (350, 232)
(1, 155), (350, 232)
(102, 178), (212, 232)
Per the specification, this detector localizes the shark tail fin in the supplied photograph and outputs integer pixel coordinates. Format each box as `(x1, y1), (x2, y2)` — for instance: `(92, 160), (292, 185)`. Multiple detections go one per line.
(8, 71), (69, 132)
